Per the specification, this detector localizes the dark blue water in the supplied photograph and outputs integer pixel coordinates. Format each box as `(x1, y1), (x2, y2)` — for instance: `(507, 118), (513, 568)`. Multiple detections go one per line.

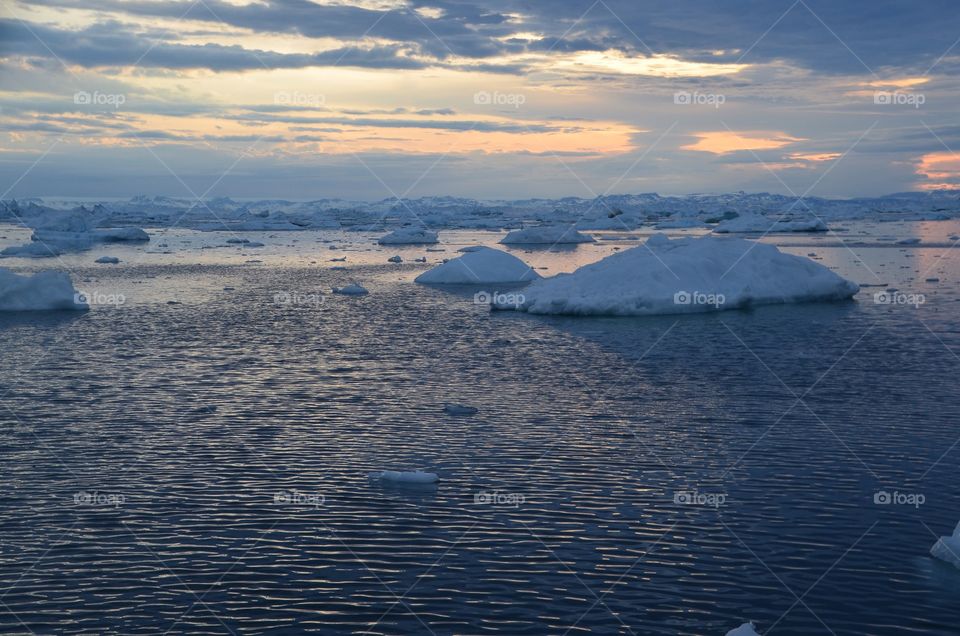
(0, 243), (958, 635)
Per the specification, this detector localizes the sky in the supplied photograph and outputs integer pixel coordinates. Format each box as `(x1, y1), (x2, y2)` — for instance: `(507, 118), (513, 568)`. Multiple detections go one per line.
(1, 0), (960, 200)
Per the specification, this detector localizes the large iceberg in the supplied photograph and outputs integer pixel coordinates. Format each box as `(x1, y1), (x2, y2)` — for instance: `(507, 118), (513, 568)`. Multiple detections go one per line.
(713, 213), (827, 234)
(0, 268), (87, 311)
(415, 247), (539, 284)
(500, 226), (594, 244)
(378, 228), (439, 245)
(494, 234), (858, 316)
(3, 208), (149, 257)
(930, 521), (960, 569)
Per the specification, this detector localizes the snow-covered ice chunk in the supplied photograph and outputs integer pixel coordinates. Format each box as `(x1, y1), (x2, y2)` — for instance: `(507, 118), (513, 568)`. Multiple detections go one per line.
(930, 521), (960, 569)
(500, 226), (594, 244)
(332, 283), (369, 296)
(415, 248), (539, 284)
(388, 255), (403, 263)
(369, 470), (438, 484)
(713, 213), (827, 234)
(0, 268), (87, 311)
(443, 404), (478, 416)
(95, 256), (120, 264)
(495, 234), (859, 316)
(378, 228), (439, 245)
(726, 622), (761, 635)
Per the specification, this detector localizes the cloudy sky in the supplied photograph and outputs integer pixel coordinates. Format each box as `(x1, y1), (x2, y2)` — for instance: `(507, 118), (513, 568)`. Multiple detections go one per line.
(1, 0), (959, 199)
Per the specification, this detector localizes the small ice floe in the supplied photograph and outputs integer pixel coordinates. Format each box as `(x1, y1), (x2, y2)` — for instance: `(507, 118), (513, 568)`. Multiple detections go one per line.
(457, 245), (486, 253)
(897, 237), (921, 245)
(369, 470), (438, 484)
(223, 287), (235, 291)
(226, 238), (249, 244)
(330, 257), (347, 262)
(726, 622), (761, 635)
(414, 256), (427, 262)
(333, 283), (369, 296)
(950, 235), (960, 241)
(444, 404), (478, 416)
(500, 226), (594, 245)
(0, 268), (87, 311)
(388, 255), (403, 263)
(926, 277), (940, 282)
(378, 228), (439, 245)
(95, 256), (120, 264)
(415, 247), (539, 284)
(930, 521), (960, 569)
(245, 241), (265, 248)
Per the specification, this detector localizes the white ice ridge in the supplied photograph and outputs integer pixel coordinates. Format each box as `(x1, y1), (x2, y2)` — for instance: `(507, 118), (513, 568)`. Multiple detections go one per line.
(0, 268), (87, 311)
(930, 520), (960, 569)
(494, 233), (859, 316)
(500, 226), (594, 244)
(415, 247), (539, 284)
(369, 470), (438, 484)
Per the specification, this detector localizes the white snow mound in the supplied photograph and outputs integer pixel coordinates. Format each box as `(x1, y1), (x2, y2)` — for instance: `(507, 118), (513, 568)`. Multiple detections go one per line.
(0, 268), (87, 311)
(714, 213), (827, 234)
(494, 234), (859, 316)
(378, 228), (439, 245)
(930, 521), (960, 569)
(500, 226), (594, 244)
(726, 622), (761, 636)
(415, 247), (539, 284)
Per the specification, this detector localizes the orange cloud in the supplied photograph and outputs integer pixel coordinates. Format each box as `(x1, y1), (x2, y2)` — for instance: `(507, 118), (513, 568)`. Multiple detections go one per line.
(917, 151), (960, 189)
(682, 131), (805, 154)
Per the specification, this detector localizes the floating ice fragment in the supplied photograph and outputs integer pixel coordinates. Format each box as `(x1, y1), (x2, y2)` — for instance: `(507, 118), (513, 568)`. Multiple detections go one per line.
(930, 521), (960, 569)
(388, 255), (403, 263)
(726, 622), (761, 635)
(444, 404), (478, 416)
(333, 283), (369, 296)
(95, 256), (120, 264)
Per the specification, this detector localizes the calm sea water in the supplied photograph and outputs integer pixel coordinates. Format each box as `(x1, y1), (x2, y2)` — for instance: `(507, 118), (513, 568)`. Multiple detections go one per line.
(0, 222), (958, 635)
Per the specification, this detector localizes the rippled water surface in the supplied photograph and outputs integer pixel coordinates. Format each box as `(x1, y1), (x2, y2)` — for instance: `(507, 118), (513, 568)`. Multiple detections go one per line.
(1, 224), (959, 635)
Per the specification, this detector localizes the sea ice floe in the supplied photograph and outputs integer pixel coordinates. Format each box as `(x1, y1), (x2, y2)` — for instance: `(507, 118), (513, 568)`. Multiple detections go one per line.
(443, 404), (479, 415)
(415, 247), (539, 284)
(388, 255), (403, 263)
(500, 226), (594, 245)
(713, 213), (827, 233)
(369, 470), (438, 484)
(726, 622), (761, 635)
(378, 228), (439, 245)
(95, 256), (120, 264)
(494, 233), (859, 316)
(930, 521), (960, 569)
(0, 268), (87, 311)
(332, 283), (369, 296)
